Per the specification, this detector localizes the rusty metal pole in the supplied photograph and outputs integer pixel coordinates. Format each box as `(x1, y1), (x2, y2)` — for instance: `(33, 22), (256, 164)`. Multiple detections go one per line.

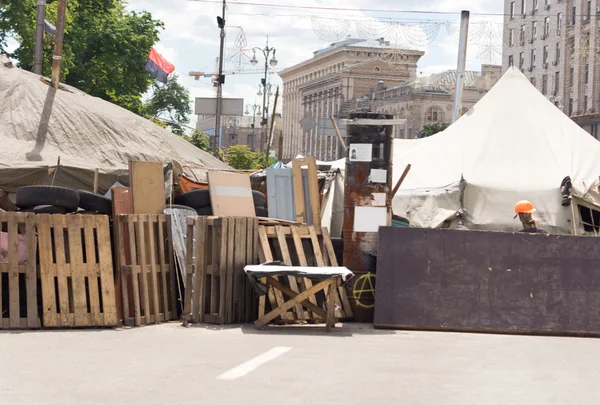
(50, 0), (67, 89)
(342, 113), (394, 322)
(33, 0), (46, 75)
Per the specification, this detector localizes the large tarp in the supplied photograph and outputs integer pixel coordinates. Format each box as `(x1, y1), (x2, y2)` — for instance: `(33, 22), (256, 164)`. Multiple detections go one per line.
(0, 55), (232, 193)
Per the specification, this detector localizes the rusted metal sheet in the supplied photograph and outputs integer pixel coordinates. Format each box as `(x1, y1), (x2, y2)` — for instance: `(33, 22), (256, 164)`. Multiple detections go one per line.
(342, 113), (393, 322)
(375, 227), (600, 335)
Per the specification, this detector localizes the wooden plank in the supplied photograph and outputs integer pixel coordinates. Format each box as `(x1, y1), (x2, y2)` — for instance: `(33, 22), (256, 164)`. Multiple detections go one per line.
(255, 278), (336, 328)
(265, 277), (327, 319)
(162, 215), (177, 321)
(217, 218), (227, 324)
(290, 226), (318, 315)
(37, 215), (56, 327)
(211, 220), (220, 316)
(326, 278), (339, 331)
(117, 218), (131, 326)
(146, 215), (161, 322)
(183, 218), (195, 322)
(225, 218), (235, 324)
(68, 215), (90, 327)
(136, 216), (151, 324)
(128, 216), (142, 326)
(208, 172), (255, 217)
(308, 226), (326, 267)
(321, 227), (353, 318)
(257, 225), (277, 318)
(275, 226), (304, 320)
(234, 218), (246, 323)
(53, 215), (71, 327)
(263, 226), (322, 237)
(305, 157), (321, 227)
(291, 160), (306, 223)
(83, 217), (102, 326)
(112, 187), (133, 326)
(95, 215), (118, 326)
(129, 161), (165, 215)
(245, 218), (256, 322)
(194, 216), (207, 324)
(7, 214), (19, 328)
(24, 214), (38, 328)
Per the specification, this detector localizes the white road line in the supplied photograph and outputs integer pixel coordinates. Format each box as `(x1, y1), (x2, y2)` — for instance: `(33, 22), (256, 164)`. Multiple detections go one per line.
(217, 346), (292, 381)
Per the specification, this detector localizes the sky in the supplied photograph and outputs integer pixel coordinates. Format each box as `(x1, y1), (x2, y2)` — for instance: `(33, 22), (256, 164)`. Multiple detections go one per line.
(9, 0), (506, 127)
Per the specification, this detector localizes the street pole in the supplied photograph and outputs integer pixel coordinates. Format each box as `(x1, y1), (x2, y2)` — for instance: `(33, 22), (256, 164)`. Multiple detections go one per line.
(260, 58), (268, 154)
(50, 0), (67, 89)
(266, 85), (279, 168)
(214, 0), (226, 156)
(452, 10), (470, 123)
(33, 0), (46, 75)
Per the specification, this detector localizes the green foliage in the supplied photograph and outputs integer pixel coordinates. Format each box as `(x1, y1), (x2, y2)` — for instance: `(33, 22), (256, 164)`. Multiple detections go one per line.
(225, 145), (265, 170)
(0, 0), (163, 113)
(418, 123), (449, 138)
(179, 130), (210, 152)
(143, 75), (191, 135)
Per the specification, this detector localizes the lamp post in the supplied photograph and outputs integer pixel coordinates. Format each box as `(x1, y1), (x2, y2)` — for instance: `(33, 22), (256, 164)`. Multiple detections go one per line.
(250, 38), (277, 155)
(245, 103), (261, 129)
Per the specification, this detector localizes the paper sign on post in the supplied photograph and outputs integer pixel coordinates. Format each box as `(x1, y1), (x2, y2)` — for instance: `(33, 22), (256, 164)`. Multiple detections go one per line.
(369, 169), (387, 184)
(353, 206), (387, 232)
(348, 144), (372, 162)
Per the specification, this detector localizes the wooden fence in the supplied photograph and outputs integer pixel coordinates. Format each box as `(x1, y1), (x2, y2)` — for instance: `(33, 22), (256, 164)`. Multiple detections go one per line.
(184, 217), (259, 325)
(0, 212), (39, 329)
(37, 214), (118, 327)
(115, 214), (177, 326)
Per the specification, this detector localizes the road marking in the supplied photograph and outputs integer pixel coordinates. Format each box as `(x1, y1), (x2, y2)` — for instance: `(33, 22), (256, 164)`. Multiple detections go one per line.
(217, 346), (292, 380)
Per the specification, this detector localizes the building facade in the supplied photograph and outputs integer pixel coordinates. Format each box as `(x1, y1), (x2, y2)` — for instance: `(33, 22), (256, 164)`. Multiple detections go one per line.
(279, 38), (424, 161)
(503, 0), (600, 137)
(196, 114), (281, 152)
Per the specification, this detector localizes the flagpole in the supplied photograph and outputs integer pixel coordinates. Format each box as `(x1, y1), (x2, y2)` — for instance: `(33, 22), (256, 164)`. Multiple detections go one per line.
(33, 0), (46, 75)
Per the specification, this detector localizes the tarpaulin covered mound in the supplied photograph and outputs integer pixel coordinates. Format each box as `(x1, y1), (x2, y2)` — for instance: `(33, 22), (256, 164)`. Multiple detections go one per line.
(0, 55), (232, 192)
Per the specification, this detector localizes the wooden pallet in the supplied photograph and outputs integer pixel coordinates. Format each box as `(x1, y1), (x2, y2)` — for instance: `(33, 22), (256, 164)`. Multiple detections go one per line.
(257, 224), (353, 323)
(37, 214), (118, 328)
(184, 216), (258, 325)
(115, 214), (177, 326)
(0, 212), (39, 329)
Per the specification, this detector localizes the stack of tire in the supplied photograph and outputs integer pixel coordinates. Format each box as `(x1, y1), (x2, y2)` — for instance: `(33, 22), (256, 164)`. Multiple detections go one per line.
(14, 186), (113, 215)
(173, 189), (268, 217)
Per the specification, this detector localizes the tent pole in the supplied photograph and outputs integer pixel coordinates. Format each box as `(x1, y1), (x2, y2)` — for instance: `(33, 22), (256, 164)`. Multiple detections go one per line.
(452, 10), (470, 123)
(33, 0), (46, 75)
(50, 0), (67, 89)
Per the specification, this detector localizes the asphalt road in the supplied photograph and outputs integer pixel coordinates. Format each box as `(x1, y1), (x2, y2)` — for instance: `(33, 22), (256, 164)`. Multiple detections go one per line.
(1, 323), (599, 404)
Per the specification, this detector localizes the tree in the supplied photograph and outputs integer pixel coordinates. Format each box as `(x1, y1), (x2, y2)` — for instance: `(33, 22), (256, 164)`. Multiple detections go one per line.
(225, 145), (264, 170)
(417, 123), (449, 138)
(179, 130), (210, 152)
(0, 0), (163, 113)
(144, 75), (191, 135)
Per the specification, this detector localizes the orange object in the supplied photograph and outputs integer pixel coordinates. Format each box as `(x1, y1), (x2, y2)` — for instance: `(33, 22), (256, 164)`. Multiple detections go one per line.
(178, 176), (208, 194)
(514, 200), (536, 214)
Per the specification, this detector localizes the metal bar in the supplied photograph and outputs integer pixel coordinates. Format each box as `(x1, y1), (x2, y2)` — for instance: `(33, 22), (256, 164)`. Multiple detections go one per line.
(265, 85), (279, 168)
(33, 0), (46, 75)
(50, 0), (67, 89)
(452, 10), (470, 123)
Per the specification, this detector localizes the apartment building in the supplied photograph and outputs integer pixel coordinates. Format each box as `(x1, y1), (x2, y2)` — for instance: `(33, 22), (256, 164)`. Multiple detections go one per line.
(503, 0), (600, 137)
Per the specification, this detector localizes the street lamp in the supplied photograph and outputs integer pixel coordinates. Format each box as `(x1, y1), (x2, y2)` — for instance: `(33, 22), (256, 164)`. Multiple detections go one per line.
(251, 37), (277, 155)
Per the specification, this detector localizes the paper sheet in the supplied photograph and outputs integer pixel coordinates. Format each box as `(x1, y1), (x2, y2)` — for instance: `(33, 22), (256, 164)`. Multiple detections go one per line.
(353, 206), (387, 232)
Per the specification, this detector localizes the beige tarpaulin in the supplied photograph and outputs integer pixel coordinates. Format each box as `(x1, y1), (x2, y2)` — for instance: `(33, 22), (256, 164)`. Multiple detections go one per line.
(0, 55), (232, 193)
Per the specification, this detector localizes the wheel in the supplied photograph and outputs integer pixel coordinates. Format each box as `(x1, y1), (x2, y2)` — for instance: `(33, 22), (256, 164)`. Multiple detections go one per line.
(16, 186), (80, 211)
(255, 206), (268, 218)
(252, 190), (267, 208)
(77, 190), (112, 214)
(164, 204), (198, 211)
(21, 205), (73, 214)
(196, 206), (213, 216)
(174, 189), (210, 209)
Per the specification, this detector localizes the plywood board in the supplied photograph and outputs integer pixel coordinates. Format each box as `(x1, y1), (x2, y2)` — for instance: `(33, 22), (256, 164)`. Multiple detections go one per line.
(207, 171), (255, 217)
(129, 161), (165, 215)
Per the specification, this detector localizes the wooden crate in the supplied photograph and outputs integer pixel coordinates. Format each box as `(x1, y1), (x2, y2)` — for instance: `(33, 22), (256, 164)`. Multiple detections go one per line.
(0, 212), (39, 329)
(37, 214), (118, 328)
(184, 217), (258, 325)
(115, 214), (177, 326)
(257, 224), (354, 323)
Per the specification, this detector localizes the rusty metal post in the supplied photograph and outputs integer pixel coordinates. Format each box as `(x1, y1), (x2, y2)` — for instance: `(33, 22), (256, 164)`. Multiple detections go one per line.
(342, 113), (394, 322)
(50, 0), (67, 89)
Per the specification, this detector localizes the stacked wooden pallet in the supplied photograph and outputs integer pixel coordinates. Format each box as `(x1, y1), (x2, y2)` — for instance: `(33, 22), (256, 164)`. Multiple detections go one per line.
(257, 224), (353, 323)
(184, 216), (259, 325)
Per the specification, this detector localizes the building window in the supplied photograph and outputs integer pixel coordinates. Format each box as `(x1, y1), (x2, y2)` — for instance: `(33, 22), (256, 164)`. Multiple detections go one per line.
(578, 204), (600, 234)
(570, 67), (574, 87)
(543, 45), (549, 64)
(554, 71), (560, 94)
(584, 95), (588, 111)
(520, 25), (526, 45)
(555, 42), (560, 64)
(569, 98), (574, 115)
(572, 6), (576, 25)
(373, 66), (381, 73)
(521, 0), (527, 15)
(586, 0), (592, 21)
(520, 52), (525, 69)
(531, 48), (536, 68)
(557, 12), (562, 33)
(585, 64), (589, 84)
(510, 1), (516, 18)
(509, 28), (515, 46)
(509, 55), (514, 66)
(532, 21), (537, 39)
(545, 0), (550, 6)
(544, 17), (550, 36)
(533, 0), (538, 11)
(542, 74), (548, 94)
(426, 106), (444, 122)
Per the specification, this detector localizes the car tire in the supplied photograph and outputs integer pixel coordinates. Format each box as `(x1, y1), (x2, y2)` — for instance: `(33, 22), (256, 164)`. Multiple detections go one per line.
(22, 205), (72, 214)
(196, 206), (213, 216)
(174, 189), (211, 209)
(77, 190), (112, 214)
(255, 206), (268, 218)
(16, 186), (79, 211)
(252, 190), (267, 208)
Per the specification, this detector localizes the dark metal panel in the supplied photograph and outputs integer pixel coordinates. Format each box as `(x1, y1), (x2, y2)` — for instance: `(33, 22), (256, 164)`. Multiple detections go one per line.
(375, 227), (600, 335)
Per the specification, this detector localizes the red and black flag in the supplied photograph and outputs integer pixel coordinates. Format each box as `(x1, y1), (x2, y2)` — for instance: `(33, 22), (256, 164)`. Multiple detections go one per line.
(145, 48), (175, 84)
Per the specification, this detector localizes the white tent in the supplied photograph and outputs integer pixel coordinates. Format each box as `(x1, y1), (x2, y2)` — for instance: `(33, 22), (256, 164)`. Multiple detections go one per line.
(390, 67), (600, 234)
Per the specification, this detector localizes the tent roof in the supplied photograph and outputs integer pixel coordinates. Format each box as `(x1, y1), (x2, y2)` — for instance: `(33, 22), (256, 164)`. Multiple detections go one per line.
(0, 55), (232, 188)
